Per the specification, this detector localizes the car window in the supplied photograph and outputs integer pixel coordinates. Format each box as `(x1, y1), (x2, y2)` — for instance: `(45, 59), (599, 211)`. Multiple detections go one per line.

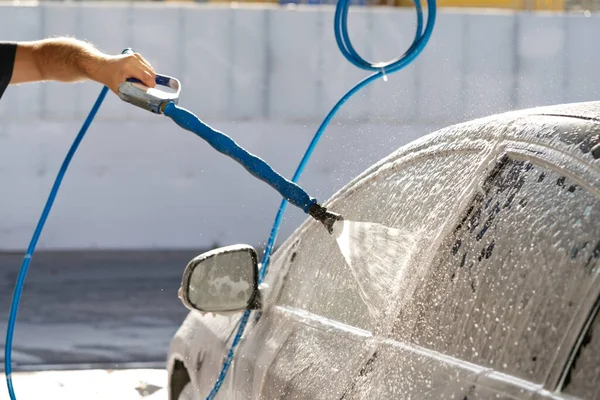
(561, 300), (600, 399)
(274, 146), (487, 333)
(390, 155), (600, 384)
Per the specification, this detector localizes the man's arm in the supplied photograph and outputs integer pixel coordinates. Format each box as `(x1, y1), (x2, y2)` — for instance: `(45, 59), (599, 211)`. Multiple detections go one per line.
(10, 37), (156, 94)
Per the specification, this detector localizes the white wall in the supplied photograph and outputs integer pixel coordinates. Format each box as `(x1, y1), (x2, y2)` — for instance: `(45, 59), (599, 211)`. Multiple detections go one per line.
(0, 3), (598, 250)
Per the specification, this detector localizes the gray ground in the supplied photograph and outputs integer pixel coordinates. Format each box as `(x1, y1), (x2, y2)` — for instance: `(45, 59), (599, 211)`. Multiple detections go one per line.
(0, 250), (197, 371)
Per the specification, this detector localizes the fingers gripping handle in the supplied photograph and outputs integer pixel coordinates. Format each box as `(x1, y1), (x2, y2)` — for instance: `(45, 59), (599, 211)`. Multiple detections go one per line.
(117, 48), (181, 114)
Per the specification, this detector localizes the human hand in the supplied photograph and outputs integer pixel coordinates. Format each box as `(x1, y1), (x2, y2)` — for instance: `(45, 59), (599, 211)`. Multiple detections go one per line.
(90, 52), (157, 94)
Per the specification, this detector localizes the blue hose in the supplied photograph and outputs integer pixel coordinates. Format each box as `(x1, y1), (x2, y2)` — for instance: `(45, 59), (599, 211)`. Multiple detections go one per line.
(162, 102), (317, 212)
(4, 86), (109, 400)
(209, 1), (436, 399)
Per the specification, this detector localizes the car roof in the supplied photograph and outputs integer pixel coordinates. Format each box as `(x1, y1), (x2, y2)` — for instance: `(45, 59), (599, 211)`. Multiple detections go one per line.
(519, 101), (600, 122)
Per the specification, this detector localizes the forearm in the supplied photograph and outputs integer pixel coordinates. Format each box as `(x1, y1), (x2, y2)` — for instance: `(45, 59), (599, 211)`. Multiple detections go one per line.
(8, 36), (155, 94)
(12, 37), (105, 84)
(34, 37), (105, 82)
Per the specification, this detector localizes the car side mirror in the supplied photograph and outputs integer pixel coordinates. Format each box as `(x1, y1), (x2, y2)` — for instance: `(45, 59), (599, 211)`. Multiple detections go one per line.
(178, 244), (262, 314)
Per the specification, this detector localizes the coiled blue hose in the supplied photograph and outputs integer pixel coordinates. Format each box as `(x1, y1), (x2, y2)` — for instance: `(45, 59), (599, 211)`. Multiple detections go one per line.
(207, 0), (436, 399)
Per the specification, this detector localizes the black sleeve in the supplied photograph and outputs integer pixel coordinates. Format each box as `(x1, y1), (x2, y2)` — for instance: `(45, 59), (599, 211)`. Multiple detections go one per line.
(0, 42), (17, 100)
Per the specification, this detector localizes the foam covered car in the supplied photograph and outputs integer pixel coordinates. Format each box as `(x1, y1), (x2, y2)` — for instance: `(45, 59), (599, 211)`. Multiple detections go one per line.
(167, 101), (600, 400)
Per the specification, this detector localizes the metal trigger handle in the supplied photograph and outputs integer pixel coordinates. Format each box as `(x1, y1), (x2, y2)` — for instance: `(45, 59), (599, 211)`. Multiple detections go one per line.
(118, 75), (181, 114)
(117, 48), (181, 114)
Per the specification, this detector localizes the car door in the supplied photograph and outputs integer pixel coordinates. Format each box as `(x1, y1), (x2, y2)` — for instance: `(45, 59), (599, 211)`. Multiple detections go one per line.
(342, 153), (600, 399)
(333, 114), (600, 398)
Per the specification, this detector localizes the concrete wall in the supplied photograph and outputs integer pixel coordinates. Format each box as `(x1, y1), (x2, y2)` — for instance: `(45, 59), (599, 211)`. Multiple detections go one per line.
(0, 3), (599, 250)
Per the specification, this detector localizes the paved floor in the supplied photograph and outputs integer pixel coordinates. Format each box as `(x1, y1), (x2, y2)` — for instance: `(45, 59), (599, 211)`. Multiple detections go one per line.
(1, 369), (167, 399)
(0, 250), (198, 370)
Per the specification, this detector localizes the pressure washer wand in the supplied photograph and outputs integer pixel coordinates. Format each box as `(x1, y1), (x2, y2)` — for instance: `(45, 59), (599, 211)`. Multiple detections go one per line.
(116, 68), (342, 233)
(162, 102), (313, 211)
(162, 102), (343, 234)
